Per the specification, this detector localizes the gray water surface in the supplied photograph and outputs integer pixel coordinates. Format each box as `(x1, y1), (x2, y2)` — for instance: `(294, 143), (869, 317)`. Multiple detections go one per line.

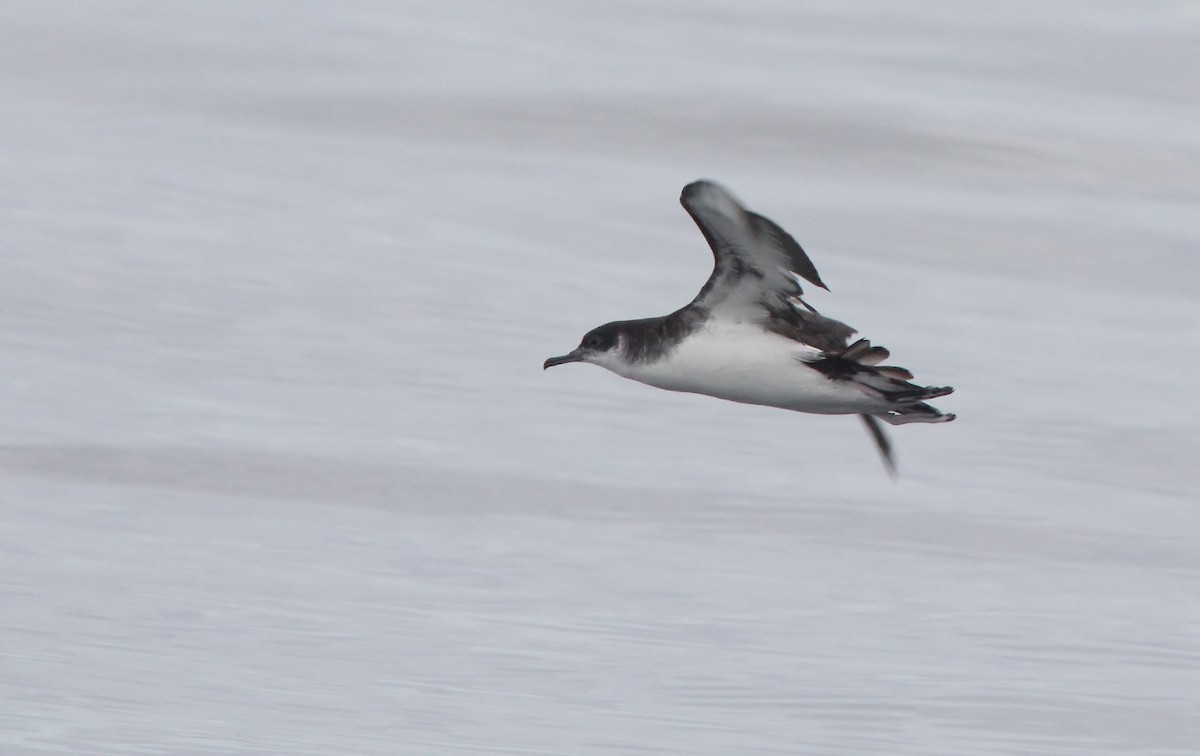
(1, 2), (1197, 753)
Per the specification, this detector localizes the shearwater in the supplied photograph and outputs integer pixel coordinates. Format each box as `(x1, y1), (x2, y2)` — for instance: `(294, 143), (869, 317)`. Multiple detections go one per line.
(544, 180), (955, 475)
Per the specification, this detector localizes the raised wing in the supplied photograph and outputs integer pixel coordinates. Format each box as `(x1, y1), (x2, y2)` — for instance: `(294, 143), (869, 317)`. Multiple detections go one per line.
(680, 180), (854, 350)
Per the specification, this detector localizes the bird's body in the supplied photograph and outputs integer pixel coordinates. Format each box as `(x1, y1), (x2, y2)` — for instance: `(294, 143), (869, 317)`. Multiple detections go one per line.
(544, 180), (955, 474)
(604, 319), (876, 415)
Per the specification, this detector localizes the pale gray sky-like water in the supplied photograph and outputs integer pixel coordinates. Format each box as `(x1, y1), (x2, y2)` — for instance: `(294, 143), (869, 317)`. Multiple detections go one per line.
(1, 2), (1197, 753)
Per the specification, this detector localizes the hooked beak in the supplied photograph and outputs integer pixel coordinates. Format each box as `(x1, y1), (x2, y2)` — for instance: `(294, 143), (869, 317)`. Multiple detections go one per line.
(543, 349), (585, 370)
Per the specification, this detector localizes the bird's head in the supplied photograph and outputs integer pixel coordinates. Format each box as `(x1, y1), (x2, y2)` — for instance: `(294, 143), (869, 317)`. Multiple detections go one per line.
(543, 322), (624, 371)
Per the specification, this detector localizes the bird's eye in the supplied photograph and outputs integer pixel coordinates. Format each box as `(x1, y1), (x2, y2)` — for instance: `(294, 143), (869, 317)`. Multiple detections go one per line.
(583, 335), (601, 349)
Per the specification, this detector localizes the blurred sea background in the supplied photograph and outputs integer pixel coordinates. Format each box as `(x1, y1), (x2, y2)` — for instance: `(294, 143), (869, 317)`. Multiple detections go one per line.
(1, 2), (1197, 753)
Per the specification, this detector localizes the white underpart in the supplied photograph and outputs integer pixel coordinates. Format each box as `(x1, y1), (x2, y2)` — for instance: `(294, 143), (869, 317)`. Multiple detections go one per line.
(592, 322), (889, 415)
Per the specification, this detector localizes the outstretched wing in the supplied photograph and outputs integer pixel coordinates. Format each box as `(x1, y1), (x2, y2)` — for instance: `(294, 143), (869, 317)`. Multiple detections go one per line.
(680, 180), (854, 351)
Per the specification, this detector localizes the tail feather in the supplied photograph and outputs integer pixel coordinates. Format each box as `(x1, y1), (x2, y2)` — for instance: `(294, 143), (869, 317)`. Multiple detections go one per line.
(873, 365), (914, 380)
(832, 341), (954, 474)
(810, 340), (956, 468)
(877, 402), (957, 425)
(853, 372), (954, 404)
(828, 340), (954, 406)
(842, 338), (890, 366)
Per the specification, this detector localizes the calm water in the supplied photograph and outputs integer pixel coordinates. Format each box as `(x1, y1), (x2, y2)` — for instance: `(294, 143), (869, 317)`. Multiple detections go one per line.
(1, 1), (1197, 753)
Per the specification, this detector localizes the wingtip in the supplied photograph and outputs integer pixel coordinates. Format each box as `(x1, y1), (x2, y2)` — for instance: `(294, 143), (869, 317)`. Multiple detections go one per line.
(679, 179), (739, 211)
(680, 179), (719, 204)
(859, 414), (898, 478)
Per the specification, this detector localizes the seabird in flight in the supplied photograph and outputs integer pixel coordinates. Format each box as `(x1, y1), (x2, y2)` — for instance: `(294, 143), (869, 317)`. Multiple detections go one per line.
(544, 180), (955, 475)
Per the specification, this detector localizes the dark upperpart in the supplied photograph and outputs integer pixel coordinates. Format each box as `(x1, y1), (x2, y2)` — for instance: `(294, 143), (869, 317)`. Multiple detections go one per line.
(613, 308), (707, 363)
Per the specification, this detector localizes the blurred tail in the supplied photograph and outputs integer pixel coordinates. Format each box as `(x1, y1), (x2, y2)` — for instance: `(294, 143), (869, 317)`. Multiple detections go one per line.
(813, 338), (955, 409)
(824, 338), (955, 475)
